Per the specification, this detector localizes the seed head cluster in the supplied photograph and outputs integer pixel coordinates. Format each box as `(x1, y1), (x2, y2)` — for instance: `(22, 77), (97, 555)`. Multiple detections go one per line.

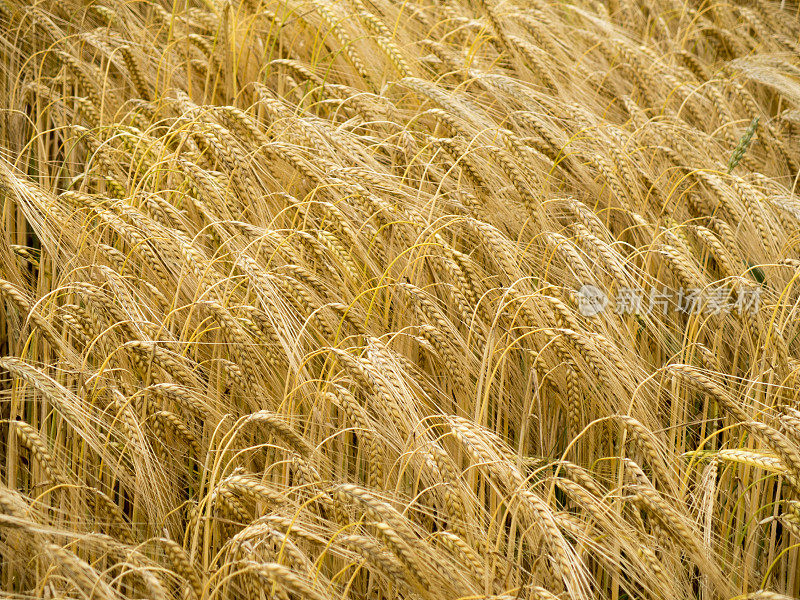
(0, 1), (799, 599)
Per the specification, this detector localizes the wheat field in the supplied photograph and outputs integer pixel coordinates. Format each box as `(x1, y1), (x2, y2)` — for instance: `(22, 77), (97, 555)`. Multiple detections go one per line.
(0, 0), (799, 598)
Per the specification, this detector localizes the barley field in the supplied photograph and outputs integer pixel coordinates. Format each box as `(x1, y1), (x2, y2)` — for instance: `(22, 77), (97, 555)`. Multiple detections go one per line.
(0, 0), (799, 598)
